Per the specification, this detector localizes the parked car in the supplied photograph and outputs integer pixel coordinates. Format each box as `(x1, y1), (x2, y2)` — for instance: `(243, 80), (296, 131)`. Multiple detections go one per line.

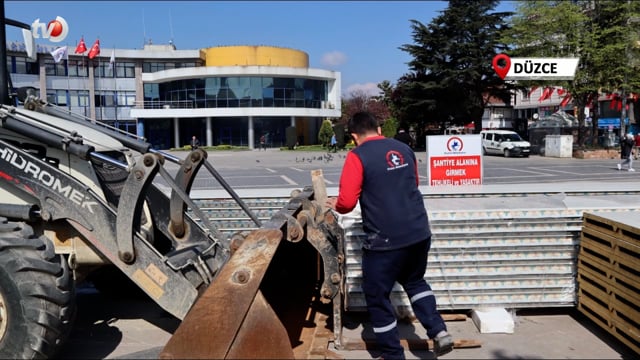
(481, 130), (531, 157)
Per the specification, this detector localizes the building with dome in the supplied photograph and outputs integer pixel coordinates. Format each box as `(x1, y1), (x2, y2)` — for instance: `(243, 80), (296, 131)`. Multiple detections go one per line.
(7, 41), (341, 150)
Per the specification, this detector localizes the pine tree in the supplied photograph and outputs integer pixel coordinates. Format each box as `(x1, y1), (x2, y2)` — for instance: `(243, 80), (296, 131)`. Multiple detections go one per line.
(395, 0), (514, 135)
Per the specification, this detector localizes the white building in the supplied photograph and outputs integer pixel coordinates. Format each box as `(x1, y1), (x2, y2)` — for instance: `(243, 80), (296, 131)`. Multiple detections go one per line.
(7, 41), (341, 149)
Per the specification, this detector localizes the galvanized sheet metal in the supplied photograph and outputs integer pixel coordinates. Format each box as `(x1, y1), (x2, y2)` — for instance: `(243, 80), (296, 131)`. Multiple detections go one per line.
(192, 186), (640, 311)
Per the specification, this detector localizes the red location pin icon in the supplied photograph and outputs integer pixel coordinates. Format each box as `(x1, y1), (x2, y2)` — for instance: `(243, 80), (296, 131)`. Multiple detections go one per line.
(492, 54), (511, 80)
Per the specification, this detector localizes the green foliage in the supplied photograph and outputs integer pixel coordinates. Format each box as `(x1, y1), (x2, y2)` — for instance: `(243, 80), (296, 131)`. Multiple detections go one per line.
(318, 119), (334, 148)
(395, 0), (514, 141)
(505, 0), (640, 144)
(381, 117), (398, 138)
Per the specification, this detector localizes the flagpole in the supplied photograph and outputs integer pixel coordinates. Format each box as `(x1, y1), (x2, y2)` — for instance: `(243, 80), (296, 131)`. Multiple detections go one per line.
(65, 44), (71, 112)
(112, 46), (117, 125)
(98, 56), (101, 122)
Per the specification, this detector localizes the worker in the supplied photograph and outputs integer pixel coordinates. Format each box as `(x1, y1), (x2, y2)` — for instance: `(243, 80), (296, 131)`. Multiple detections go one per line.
(326, 111), (453, 359)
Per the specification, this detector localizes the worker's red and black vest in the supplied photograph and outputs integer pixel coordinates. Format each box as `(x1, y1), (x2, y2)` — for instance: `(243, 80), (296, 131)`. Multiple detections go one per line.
(351, 138), (431, 251)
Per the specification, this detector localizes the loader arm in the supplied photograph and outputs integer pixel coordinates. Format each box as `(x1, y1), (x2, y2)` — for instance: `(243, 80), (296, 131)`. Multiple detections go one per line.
(0, 138), (225, 318)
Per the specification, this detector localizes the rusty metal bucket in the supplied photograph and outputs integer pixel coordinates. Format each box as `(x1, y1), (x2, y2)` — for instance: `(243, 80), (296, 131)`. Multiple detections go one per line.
(161, 171), (345, 359)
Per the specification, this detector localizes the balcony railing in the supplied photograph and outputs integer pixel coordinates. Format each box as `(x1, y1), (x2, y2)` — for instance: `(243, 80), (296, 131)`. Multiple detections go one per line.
(134, 100), (195, 109)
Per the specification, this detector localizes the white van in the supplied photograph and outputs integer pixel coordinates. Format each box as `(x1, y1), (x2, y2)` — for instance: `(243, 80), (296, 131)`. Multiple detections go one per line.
(480, 130), (531, 157)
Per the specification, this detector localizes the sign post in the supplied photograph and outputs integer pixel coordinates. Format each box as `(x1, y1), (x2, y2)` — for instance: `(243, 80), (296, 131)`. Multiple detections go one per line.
(426, 135), (483, 186)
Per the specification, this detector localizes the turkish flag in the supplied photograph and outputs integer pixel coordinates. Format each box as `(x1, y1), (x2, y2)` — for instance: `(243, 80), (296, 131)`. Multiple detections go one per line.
(88, 39), (100, 59)
(75, 37), (87, 54)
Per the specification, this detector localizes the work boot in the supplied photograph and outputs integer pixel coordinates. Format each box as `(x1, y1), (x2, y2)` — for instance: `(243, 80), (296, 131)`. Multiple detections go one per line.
(433, 333), (454, 357)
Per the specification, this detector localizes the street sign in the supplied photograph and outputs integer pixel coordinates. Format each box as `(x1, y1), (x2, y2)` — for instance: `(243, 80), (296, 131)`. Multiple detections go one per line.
(426, 135), (483, 186)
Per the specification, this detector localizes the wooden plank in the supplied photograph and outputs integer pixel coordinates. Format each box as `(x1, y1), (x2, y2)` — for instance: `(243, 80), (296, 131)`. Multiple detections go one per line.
(583, 212), (640, 247)
(577, 268), (640, 325)
(578, 247), (640, 296)
(577, 256), (640, 304)
(339, 337), (482, 351)
(579, 301), (640, 356)
(581, 225), (640, 272)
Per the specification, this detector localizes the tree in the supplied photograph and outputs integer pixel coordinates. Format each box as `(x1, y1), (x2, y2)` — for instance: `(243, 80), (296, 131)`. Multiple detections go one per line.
(318, 119), (334, 148)
(505, 0), (591, 144)
(338, 89), (393, 141)
(505, 0), (640, 146)
(396, 0), (514, 137)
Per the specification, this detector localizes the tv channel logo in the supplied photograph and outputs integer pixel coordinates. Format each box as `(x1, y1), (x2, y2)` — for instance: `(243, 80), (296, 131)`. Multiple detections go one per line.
(31, 16), (69, 43)
(492, 53), (579, 80)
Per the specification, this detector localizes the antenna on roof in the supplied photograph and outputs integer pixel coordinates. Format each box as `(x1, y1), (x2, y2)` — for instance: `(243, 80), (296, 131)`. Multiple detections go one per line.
(142, 9), (147, 47)
(169, 10), (174, 46)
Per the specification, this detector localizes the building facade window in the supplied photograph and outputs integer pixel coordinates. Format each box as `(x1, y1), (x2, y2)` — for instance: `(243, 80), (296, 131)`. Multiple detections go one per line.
(142, 61), (199, 73)
(67, 59), (89, 77)
(47, 89), (68, 106)
(115, 62), (136, 78)
(145, 76), (328, 109)
(8, 55), (39, 75)
(44, 59), (66, 76)
(69, 90), (90, 107)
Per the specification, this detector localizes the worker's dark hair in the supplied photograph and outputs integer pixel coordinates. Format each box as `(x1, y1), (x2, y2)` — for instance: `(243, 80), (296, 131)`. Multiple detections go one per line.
(348, 111), (379, 135)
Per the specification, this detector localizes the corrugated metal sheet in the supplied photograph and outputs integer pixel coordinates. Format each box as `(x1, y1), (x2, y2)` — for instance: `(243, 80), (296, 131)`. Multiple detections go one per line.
(192, 186), (640, 311)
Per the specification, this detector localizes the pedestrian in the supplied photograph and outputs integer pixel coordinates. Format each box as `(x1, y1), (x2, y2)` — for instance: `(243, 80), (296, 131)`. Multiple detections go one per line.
(325, 111), (453, 359)
(618, 133), (635, 171)
(394, 127), (413, 148)
(259, 133), (266, 151)
(330, 132), (337, 153)
(190, 135), (200, 150)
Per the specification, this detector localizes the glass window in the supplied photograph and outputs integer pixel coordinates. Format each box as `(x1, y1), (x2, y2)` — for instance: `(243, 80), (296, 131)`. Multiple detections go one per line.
(68, 59), (88, 77)
(47, 90), (67, 106)
(44, 59), (57, 76)
(144, 83), (160, 103)
(115, 62), (135, 78)
(14, 58), (26, 74)
(69, 90), (89, 107)
(117, 91), (136, 106)
(151, 76), (330, 109)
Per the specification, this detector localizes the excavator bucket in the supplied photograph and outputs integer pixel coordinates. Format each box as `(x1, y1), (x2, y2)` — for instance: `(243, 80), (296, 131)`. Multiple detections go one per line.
(161, 229), (294, 359)
(161, 170), (345, 359)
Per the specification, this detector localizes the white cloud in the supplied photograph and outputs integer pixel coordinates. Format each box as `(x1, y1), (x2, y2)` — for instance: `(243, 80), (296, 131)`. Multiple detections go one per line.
(321, 51), (347, 67)
(345, 82), (382, 98)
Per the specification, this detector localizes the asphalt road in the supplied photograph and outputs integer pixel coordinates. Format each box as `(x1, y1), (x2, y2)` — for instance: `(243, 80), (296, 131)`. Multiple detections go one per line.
(158, 149), (638, 191)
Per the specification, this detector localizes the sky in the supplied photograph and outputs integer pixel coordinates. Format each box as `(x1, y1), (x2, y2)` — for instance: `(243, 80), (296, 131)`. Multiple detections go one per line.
(4, 1), (516, 97)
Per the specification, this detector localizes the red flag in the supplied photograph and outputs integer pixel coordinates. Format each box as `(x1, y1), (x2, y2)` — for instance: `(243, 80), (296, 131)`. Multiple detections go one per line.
(75, 37), (87, 54)
(528, 86), (539, 96)
(557, 88), (566, 96)
(560, 94), (572, 107)
(88, 39), (100, 59)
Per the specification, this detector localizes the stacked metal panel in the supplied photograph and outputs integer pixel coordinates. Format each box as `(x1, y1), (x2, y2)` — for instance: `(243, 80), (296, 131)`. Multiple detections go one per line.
(192, 186), (640, 311)
(341, 191), (640, 311)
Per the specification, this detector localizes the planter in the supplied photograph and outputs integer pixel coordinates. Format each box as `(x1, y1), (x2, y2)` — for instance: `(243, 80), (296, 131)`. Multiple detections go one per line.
(573, 148), (620, 159)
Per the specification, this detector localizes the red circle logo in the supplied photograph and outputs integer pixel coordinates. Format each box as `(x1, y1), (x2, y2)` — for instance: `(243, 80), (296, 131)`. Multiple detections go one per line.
(446, 137), (464, 152)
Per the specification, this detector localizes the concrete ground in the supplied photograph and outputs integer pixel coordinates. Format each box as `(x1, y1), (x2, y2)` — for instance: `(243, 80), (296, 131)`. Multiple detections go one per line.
(55, 285), (637, 359)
